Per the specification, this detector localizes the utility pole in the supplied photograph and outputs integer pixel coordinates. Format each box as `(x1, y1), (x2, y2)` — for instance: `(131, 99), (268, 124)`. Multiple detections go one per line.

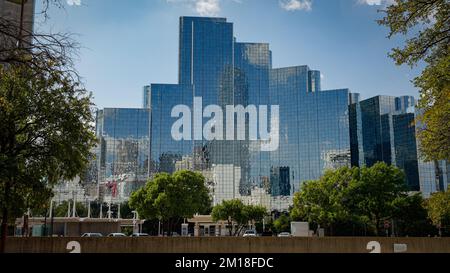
(107, 199), (111, 219)
(87, 200), (91, 218)
(49, 199), (53, 237)
(72, 192), (76, 218)
(391, 219), (395, 237)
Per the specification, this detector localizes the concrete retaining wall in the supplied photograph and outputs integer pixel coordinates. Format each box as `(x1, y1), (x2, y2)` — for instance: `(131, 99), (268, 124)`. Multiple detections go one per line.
(5, 237), (450, 253)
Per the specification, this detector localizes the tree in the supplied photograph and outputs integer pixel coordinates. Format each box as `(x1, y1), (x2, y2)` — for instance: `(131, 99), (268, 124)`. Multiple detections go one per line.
(0, 63), (96, 252)
(53, 201), (88, 218)
(426, 189), (450, 236)
(378, 0), (450, 161)
(120, 202), (134, 219)
(242, 204), (267, 231)
(349, 162), (407, 235)
(211, 199), (245, 236)
(290, 163), (414, 236)
(211, 199), (267, 236)
(392, 193), (435, 236)
(172, 170), (212, 217)
(129, 171), (211, 234)
(290, 167), (359, 235)
(273, 214), (291, 234)
(1, 0), (78, 76)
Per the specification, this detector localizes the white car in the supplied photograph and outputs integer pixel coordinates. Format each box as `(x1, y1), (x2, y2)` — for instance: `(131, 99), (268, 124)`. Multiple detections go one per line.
(243, 230), (258, 237)
(131, 233), (149, 237)
(107, 233), (127, 237)
(278, 232), (291, 237)
(81, 233), (103, 237)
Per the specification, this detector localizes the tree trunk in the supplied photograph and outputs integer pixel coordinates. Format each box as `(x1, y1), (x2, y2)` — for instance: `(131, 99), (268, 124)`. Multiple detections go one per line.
(1, 206), (8, 253)
(169, 219), (173, 236)
(234, 224), (245, 236)
(375, 218), (381, 236)
(22, 213), (28, 237)
(228, 220), (232, 236)
(0, 180), (11, 253)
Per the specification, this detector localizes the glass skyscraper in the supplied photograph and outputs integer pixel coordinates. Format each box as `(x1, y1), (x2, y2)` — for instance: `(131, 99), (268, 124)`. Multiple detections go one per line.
(87, 16), (440, 209)
(149, 84), (194, 174)
(146, 16), (351, 209)
(349, 95), (421, 191)
(142, 85), (151, 109)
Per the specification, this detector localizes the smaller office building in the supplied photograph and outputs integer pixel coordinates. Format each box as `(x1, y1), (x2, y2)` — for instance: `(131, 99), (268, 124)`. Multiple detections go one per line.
(15, 217), (144, 237)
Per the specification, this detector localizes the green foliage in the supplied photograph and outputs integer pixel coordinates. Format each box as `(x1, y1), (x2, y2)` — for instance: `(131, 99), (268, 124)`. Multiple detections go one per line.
(349, 162), (407, 235)
(290, 163), (429, 236)
(212, 199), (245, 236)
(1, 180), (53, 221)
(0, 63), (96, 231)
(53, 201), (88, 218)
(426, 190), (450, 230)
(273, 214), (291, 234)
(379, 0), (450, 161)
(119, 202), (134, 219)
(291, 167), (360, 234)
(242, 204), (267, 224)
(129, 170), (211, 223)
(212, 199), (268, 236)
(392, 193), (436, 236)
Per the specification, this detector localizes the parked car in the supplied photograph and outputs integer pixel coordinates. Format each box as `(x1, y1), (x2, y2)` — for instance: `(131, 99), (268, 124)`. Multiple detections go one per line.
(131, 233), (149, 237)
(243, 230), (258, 237)
(107, 233), (127, 237)
(261, 231), (274, 237)
(278, 232), (291, 237)
(81, 233), (103, 237)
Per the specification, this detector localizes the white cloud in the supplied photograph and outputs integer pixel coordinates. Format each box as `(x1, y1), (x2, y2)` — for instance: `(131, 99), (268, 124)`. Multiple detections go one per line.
(357, 0), (395, 6)
(66, 0), (81, 6)
(279, 0), (312, 12)
(195, 0), (220, 16)
(166, 0), (222, 17)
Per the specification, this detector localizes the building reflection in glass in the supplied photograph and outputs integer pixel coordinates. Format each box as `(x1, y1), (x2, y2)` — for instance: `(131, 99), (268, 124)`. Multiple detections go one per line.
(95, 108), (150, 202)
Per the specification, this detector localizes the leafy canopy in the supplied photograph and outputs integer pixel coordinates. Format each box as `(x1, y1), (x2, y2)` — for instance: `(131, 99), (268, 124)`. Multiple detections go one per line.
(291, 163), (409, 235)
(379, 0), (450, 161)
(128, 170), (211, 221)
(291, 167), (360, 228)
(426, 189), (450, 228)
(212, 199), (268, 236)
(0, 63), (96, 220)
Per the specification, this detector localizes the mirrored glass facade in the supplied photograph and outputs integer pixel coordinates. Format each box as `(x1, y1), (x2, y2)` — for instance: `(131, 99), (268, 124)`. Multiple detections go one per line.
(350, 95), (421, 190)
(392, 113), (419, 190)
(308, 70), (321, 93)
(146, 17), (351, 210)
(149, 84), (194, 174)
(83, 17), (436, 206)
(87, 16), (437, 208)
(95, 108), (150, 202)
(142, 85), (151, 109)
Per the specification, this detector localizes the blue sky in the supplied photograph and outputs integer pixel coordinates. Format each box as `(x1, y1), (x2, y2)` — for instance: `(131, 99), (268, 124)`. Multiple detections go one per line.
(35, 0), (422, 109)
